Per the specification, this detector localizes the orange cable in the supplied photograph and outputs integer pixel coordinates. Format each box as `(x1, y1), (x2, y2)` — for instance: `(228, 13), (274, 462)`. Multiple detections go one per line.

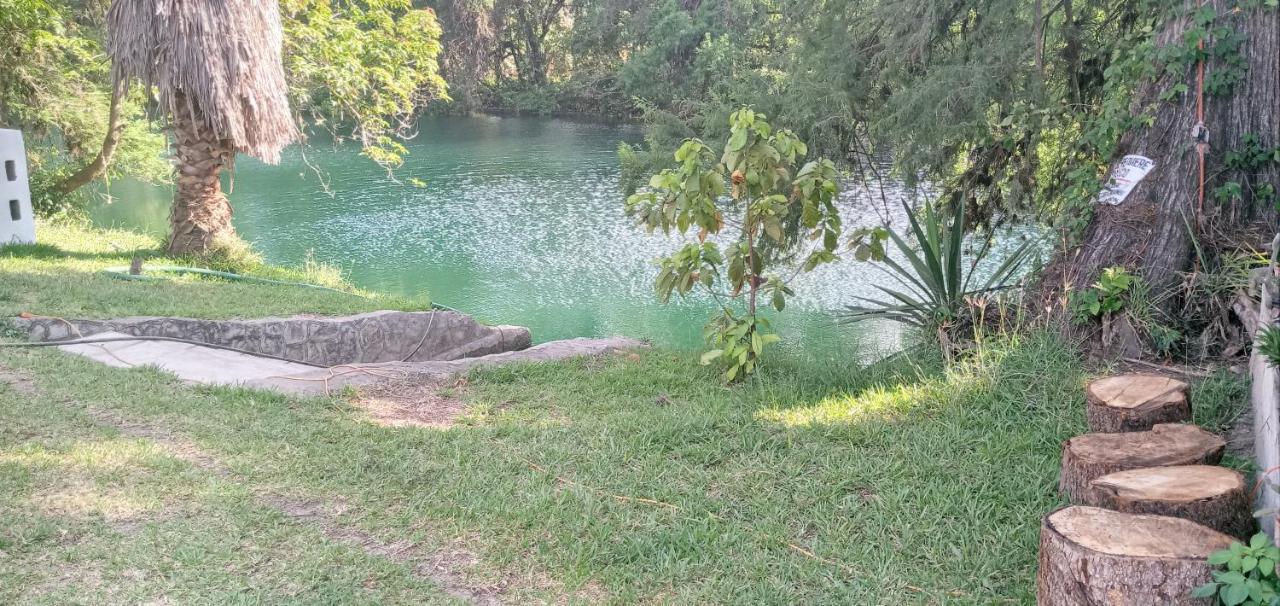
(1195, 0), (1209, 225)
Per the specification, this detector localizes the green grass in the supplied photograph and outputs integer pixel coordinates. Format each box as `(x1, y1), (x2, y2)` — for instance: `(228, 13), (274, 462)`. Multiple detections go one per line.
(0, 223), (1251, 604)
(0, 222), (427, 320)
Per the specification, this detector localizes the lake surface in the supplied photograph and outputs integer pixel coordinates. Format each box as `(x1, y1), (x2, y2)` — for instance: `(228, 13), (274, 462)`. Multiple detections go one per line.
(92, 115), (920, 359)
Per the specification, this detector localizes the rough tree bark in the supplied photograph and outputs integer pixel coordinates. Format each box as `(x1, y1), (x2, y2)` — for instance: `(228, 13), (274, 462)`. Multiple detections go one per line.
(1083, 465), (1253, 539)
(1059, 423), (1225, 502)
(167, 91), (237, 256)
(1046, 2), (1280, 315)
(1037, 506), (1234, 605)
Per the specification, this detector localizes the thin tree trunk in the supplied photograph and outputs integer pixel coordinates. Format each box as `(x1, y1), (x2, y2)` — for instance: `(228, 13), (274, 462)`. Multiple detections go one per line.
(53, 79), (128, 195)
(1046, 2), (1280, 317)
(167, 92), (236, 256)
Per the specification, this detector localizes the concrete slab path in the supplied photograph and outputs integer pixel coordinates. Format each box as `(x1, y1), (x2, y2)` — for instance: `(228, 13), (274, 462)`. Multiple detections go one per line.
(58, 331), (320, 386)
(54, 332), (646, 395)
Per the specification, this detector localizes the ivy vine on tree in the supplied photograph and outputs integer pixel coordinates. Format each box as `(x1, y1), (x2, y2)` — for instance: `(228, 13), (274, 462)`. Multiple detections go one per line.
(626, 108), (842, 381)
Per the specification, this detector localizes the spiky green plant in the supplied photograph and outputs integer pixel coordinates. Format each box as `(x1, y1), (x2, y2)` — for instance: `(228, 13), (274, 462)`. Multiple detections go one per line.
(1257, 324), (1280, 368)
(842, 200), (1037, 328)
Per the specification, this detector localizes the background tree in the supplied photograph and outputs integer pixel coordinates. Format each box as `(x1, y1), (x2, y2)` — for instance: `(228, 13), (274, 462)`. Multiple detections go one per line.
(282, 0), (449, 169)
(1046, 1), (1279, 320)
(1, 0), (169, 216)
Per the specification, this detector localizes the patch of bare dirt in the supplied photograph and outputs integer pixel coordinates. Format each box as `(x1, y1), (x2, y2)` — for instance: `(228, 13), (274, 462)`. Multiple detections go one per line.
(262, 494), (502, 605)
(352, 378), (470, 428)
(0, 364), (37, 396)
(72, 404), (544, 604)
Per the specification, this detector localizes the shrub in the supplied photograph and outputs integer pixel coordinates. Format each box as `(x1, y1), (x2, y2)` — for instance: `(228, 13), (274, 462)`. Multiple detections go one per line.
(1194, 533), (1280, 605)
(626, 107), (842, 381)
(840, 199), (1037, 330)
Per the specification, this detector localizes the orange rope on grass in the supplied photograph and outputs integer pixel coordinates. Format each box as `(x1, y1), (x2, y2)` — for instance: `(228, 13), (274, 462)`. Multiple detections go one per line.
(1194, 0), (1209, 226)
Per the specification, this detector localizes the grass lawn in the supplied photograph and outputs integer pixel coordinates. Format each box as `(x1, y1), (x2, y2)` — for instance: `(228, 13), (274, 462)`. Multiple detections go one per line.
(0, 223), (427, 320)
(0, 224), (1249, 604)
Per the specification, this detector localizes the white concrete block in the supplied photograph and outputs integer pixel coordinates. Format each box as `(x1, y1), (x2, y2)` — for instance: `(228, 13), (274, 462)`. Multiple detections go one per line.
(0, 129), (35, 245)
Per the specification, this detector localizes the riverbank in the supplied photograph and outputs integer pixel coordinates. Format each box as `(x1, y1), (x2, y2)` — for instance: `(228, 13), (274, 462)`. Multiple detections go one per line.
(0, 223), (427, 321)
(0, 224), (1249, 603)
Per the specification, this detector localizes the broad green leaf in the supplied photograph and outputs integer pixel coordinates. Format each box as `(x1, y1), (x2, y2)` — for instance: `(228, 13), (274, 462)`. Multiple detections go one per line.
(1191, 583), (1220, 599)
(1223, 582), (1249, 606)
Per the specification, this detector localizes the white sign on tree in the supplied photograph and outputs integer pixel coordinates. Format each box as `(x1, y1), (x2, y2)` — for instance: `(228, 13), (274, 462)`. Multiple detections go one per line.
(1098, 155), (1156, 206)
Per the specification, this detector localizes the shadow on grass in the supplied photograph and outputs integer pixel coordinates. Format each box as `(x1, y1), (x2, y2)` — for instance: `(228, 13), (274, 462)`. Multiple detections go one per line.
(750, 331), (1085, 434)
(0, 242), (161, 263)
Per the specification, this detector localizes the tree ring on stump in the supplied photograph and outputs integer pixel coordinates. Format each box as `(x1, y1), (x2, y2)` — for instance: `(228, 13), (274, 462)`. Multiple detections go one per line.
(1037, 506), (1235, 605)
(1085, 465), (1253, 538)
(1085, 374), (1190, 433)
(1059, 423), (1225, 503)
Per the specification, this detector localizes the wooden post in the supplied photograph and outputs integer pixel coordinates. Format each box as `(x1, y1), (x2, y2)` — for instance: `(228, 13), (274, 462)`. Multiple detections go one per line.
(1251, 235), (1280, 541)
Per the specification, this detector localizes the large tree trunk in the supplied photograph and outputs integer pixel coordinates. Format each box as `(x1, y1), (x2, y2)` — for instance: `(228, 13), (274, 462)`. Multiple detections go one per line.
(167, 92), (236, 256)
(1046, 3), (1280, 315)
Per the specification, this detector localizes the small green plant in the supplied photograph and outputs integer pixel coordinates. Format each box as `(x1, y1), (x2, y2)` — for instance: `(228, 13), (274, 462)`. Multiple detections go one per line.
(1193, 533), (1280, 605)
(840, 199), (1036, 329)
(626, 107), (842, 381)
(1070, 266), (1135, 323)
(1257, 325), (1280, 368)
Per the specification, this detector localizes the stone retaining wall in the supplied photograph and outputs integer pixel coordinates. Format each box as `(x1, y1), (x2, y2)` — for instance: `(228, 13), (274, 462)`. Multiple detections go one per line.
(16, 311), (531, 367)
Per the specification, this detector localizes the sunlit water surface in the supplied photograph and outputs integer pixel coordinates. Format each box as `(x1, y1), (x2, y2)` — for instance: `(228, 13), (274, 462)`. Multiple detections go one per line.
(90, 115), (1027, 361)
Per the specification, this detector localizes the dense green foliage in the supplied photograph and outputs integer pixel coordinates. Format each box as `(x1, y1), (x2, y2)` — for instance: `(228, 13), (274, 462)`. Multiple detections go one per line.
(0, 0), (448, 215)
(1195, 534), (1280, 605)
(0, 0), (168, 215)
(8, 0), (1268, 240)
(627, 108), (842, 379)
(283, 0), (450, 168)
(427, 0), (1204, 227)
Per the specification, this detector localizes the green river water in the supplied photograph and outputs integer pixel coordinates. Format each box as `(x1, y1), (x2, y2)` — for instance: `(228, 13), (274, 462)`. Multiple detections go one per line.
(91, 115), (909, 359)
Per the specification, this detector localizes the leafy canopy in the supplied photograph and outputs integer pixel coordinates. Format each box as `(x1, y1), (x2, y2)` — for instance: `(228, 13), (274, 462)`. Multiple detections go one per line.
(282, 0), (450, 168)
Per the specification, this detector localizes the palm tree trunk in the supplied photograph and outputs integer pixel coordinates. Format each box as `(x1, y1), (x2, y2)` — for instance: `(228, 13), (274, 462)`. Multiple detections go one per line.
(167, 92), (236, 256)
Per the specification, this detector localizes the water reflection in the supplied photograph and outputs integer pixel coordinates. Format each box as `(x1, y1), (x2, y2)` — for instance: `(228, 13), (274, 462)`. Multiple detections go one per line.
(89, 115), (966, 359)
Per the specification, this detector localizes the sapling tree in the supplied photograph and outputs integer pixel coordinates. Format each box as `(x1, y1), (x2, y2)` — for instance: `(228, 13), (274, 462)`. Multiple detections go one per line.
(626, 108), (843, 381)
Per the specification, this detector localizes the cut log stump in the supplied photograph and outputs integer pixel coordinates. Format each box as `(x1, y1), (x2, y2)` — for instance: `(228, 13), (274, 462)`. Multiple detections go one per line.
(1037, 506), (1235, 605)
(1086, 374), (1191, 433)
(1060, 424), (1225, 502)
(1084, 465), (1253, 539)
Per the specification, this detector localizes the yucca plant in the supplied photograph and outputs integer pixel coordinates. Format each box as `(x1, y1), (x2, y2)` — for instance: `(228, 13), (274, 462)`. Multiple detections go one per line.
(842, 199), (1037, 328)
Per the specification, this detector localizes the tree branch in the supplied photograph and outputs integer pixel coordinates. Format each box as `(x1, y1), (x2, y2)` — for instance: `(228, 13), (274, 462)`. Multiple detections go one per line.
(54, 79), (128, 196)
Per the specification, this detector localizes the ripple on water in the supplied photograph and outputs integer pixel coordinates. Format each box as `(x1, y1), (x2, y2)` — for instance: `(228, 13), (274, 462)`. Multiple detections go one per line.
(90, 116), (1040, 360)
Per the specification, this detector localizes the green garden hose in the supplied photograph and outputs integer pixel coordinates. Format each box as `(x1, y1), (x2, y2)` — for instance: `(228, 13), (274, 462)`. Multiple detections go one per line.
(100, 264), (459, 312)
(101, 265), (363, 296)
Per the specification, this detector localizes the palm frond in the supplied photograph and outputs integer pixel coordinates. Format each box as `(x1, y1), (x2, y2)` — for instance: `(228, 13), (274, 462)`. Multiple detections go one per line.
(107, 0), (299, 163)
